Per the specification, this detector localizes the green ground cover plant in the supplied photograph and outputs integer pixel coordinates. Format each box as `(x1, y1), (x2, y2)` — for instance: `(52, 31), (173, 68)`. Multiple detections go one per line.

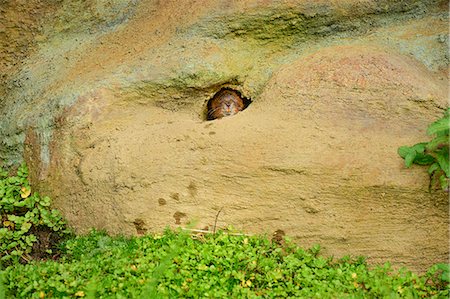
(398, 108), (450, 191)
(1, 230), (449, 298)
(0, 164), (70, 265)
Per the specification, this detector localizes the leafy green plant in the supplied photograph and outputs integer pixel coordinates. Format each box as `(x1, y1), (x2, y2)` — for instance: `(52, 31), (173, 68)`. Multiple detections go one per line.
(0, 163), (70, 264)
(2, 230), (449, 298)
(398, 108), (450, 191)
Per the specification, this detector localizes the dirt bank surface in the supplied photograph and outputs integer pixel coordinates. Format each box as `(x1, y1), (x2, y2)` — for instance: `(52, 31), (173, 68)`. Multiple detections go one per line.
(1, 0), (448, 272)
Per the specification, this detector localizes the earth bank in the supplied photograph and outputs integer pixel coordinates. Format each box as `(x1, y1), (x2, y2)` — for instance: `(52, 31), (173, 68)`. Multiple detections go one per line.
(0, 0), (448, 273)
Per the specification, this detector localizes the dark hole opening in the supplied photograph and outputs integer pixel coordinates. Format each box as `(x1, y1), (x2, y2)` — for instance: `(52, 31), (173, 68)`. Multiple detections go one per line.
(205, 87), (252, 121)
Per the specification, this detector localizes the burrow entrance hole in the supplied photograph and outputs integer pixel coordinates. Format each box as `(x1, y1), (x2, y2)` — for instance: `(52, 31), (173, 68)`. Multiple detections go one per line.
(204, 87), (252, 121)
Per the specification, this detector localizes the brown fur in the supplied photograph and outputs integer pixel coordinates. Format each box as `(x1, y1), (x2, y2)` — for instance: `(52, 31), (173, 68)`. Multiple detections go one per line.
(207, 90), (244, 120)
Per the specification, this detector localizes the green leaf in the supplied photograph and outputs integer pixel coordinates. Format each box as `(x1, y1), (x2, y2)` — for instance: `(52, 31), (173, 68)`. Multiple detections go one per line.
(310, 244), (321, 256)
(13, 199), (27, 208)
(427, 115), (450, 136)
(7, 215), (20, 224)
(398, 146), (413, 158)
(413, 153), (435, 165)
(10, 249), (23, 256)
(39, 196), (51, 207)
(17, 163), (28, 178)
(428, 163), (440, 175)
(435, 149), (449, 177)
(404, 151), (417, 168)
(25, 235), (37, 246)
(21, 222), (32, 232)
(411, 143), (427, 154)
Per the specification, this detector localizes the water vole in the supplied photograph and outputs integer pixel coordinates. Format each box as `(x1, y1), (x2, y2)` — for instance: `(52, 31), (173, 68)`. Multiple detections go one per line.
(207, 89), (244, 120)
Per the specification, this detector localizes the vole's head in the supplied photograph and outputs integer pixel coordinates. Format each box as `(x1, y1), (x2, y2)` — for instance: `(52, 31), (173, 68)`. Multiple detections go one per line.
(207, 90), (244, 120)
